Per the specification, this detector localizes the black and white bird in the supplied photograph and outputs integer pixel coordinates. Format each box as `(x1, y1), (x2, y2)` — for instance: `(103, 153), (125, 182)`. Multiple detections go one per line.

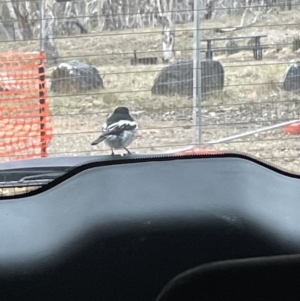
(91, 107), (138, 156)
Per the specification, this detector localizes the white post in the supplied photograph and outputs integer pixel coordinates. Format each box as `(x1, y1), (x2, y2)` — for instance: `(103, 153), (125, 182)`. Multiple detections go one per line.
(192, 0), (203, 147)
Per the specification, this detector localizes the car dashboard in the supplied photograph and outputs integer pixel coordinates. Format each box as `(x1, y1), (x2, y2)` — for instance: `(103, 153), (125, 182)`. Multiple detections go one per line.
(0, 154), (299, 301)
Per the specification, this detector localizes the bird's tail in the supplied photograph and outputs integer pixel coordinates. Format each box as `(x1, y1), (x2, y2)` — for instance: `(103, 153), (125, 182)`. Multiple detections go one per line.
(91, 135), (106, 145)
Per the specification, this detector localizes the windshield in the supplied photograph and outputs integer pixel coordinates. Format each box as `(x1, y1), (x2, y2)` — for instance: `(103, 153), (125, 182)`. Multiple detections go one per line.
(0, 0), (299, 195)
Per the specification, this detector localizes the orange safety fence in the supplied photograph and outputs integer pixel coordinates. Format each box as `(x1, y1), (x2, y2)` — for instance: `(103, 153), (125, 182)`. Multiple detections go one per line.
(0, 52), (53, 162)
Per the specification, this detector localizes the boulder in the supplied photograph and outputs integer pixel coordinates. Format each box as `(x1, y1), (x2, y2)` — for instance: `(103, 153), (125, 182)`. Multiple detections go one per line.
(50, 60), (104, 93)
(282, 60), (300, 93)
(151, 60), (224, 98)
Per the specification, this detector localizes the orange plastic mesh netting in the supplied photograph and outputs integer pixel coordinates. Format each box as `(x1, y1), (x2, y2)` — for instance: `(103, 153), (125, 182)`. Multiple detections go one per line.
(0, 52), (53, 162)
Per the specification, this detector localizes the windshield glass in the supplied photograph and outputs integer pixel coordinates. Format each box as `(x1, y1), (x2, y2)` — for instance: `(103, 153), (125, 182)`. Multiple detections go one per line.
(0, 1), (299, 195)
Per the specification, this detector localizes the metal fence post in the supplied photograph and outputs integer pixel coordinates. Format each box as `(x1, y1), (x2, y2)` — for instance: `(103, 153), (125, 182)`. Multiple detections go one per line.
(193, 0), (203, 147)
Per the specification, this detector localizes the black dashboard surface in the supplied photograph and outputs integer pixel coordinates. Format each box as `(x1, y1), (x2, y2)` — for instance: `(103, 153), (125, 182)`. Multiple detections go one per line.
(0, 155), (300, 301)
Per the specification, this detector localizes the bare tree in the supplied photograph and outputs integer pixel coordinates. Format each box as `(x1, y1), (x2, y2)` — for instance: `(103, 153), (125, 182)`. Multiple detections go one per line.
(6, 0), (23, 40)
(13, 6), (33, 40)
(156, 0), (176, 63)
(41, 0), (58, 65)
(161, 15), (175, 63)
(205, 0), (215, 19)
(0, 0), (294, 42)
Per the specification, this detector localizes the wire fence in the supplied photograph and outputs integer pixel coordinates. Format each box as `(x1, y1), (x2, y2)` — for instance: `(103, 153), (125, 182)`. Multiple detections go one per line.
(0, 0), (299, 195)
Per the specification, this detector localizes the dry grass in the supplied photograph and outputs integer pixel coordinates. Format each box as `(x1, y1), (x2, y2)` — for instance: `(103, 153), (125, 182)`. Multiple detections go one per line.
(0, 9), (299, 176)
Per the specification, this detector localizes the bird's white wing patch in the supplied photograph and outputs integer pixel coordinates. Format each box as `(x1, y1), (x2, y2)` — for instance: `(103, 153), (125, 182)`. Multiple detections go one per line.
(102, 122), (108, 132)
(107, 120), (138, 131)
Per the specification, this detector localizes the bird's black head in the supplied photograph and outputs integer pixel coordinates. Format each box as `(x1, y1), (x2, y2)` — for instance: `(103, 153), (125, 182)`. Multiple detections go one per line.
(113, 107), (130, 114)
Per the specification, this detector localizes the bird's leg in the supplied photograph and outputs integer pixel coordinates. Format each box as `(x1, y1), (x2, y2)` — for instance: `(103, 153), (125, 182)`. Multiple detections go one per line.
(124, 147), (133, 155)
(111, 148), (115, 156)
(124, 147), (134, 155)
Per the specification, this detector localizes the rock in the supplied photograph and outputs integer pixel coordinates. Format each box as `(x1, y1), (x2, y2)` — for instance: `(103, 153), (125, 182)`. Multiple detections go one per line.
(282, 60), (300, 93)
(151, 60), (224, 98)
(50, 60), (104, 93)
(226, 40), (240, 55)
